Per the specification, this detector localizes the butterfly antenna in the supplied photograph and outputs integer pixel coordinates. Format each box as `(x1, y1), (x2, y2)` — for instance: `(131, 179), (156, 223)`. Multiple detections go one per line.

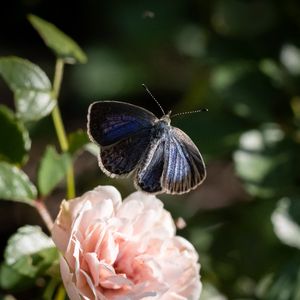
(142, 84), (165, 115)
(171, 108), (208, 118)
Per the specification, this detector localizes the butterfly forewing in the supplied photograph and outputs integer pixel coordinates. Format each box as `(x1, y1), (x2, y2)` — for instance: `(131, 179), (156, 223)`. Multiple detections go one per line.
(163, 127), (206, 194)
(88, 101), (157, 146)
(88, 101), (158, 177)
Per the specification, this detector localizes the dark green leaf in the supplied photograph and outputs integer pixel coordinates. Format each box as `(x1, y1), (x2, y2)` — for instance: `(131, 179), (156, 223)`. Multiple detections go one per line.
(37, 146), (71, 196)
(0, 57), (56, 121)
(0, 263), (33, 291)
(28, 14), (87, 64)
(212, 0), (278, 38)
(4, 226), (54, 265)
(201, 283), (227, 300)
(272, 197), (300, 249)
(1, 226), (59, 290)
(7, 246), (58, 278)
(68, 129), (90, 155)
(259, 259), (300, 300)
(0, 105), (31, 165)
(233, 124), (298, 198)
(43, 278), (60, 300)
(0, 162), (37, 204)
(0, 295), (17, 300)
(210, 62), (282, 122)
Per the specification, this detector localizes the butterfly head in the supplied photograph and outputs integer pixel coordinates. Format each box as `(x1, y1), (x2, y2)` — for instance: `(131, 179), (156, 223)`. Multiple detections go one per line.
(160, 110), (172, 125)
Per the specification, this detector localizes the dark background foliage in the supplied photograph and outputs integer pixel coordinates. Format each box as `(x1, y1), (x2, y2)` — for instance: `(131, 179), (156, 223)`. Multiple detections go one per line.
(1, 0), (300, 299)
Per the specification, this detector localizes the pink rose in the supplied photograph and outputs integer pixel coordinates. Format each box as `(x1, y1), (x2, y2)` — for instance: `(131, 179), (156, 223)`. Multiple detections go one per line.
(52, 186), (201, 300)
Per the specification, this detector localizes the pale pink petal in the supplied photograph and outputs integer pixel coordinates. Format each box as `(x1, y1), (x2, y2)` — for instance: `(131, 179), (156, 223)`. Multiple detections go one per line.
(60, 256), (81, 300)
(80, 198), (114, 226)
(97, 231), (119, 265)
(51, 223), (69, 253)
(80, 269), (98, 300)
(51, 200), (73, 252)
(92, 185), (122, 209)
(84, 252), (112, 286)
(83, 223), (105, 253)
(116, 199), (144, 220)
(100, 275), (133, 289)
(175, 217), (187, 230)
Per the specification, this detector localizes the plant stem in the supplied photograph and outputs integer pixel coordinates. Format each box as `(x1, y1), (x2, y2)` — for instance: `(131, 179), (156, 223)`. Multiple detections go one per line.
(66, 165), (76, 199)
(51, 58), (76, 199)
(43, 277), (60, 300)
(54, 284), (66, 300)
(52, 107), (68, 152)
(34, 200), (54, 232)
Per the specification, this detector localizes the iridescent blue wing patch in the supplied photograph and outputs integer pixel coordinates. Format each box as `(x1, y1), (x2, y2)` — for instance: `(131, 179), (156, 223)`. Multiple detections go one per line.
(135, 140), (165, 193)
(162, 127), (206, 194)
(88, 101), (157, 146)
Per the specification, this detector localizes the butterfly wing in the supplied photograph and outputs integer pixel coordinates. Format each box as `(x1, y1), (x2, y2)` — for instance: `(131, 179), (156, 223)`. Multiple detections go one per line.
(87, 101), (158, 177)
(162, 127), (206, 194)
(99, 128), (153, 177)
(87, 101), (157, 146)
(135, 139), (165, 193)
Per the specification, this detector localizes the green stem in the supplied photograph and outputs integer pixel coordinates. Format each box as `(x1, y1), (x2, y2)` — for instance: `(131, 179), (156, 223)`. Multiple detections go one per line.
(54, 284), (66, 300)
(66, 165), (76, 199)
(51, 58), (76, 199)
(52, 59), (68, 151)
(52, 107), (68, 152)
(43, 277), (60, 300)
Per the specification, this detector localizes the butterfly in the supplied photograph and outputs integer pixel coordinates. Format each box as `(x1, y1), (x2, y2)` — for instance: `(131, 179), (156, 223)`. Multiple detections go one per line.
(87, 97), (206, 194)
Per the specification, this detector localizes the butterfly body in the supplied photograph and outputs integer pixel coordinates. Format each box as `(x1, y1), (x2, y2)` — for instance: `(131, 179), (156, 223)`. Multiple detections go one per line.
(88, 101), (206, 194)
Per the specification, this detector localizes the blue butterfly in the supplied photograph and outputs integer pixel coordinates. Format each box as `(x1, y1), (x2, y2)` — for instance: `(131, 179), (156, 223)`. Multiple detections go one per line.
(87, 100), (206, 194)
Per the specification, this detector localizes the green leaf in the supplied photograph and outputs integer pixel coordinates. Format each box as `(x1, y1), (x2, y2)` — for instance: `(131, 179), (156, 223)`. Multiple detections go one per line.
(0, 162), (37, 204)
(38, 146), (71, 196)
(1, 226), (59, 290)
(233, 123), (298, 198)
(200, 283), (227, 300)
(272, 197), (300, 249)
(0, 263), (33, 291)
(68, 129), (90, 155)
(0, 105), (31, 165)
(4, 226), (54, 265)
(212, 0), (278, 38)
(28, 14), (87, 64)
(0, 57), (56, 121)
(211, 62), (282, 122)
(259, 259), (300, 300)
(84, 143), (99, 157)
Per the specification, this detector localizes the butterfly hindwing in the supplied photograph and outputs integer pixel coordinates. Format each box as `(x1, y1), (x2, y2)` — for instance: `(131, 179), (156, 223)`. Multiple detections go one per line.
(135, 140), (165, 193)
(162, 127), (206, 194)
(88, 101), (157, 146)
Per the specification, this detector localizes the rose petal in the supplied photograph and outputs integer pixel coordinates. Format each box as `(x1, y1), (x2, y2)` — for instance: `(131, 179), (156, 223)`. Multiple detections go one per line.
(60, 256), (82, 300)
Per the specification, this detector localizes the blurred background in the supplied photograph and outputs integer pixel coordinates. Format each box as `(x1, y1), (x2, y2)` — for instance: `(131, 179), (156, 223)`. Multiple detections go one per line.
(1, 0), (300, 299)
